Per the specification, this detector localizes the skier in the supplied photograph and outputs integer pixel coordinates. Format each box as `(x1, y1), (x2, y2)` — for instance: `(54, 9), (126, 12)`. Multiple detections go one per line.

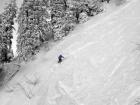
(58, 54), (64, 63)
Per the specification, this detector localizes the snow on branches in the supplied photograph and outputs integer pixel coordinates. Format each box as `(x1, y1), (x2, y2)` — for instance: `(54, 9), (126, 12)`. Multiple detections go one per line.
(0, 0), (17, 63)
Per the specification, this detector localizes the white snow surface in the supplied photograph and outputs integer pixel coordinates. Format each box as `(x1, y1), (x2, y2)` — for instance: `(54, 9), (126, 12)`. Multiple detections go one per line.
(1, 0), (140, 105)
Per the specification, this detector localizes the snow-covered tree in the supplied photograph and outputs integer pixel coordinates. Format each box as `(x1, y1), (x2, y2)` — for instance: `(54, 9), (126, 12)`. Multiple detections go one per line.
(16, 0), (104, 61)
(0, 0), (17, 63)
(48, 0), (103, 40)
(50, 0), (66, 40)
(50, 0), (76, 40)
(86, 0), (103, 16)
(79, 12), (89, 24)
(67, 0), (103, 23)
(17, 0), (51, 62)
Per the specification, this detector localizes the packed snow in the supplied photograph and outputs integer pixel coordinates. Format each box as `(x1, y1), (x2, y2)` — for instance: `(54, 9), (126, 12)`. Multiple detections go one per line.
(1, 0), (140, 105)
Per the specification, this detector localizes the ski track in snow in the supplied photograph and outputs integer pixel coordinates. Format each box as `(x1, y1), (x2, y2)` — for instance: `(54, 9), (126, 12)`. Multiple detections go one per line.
(108, 56), (127, 78)
(70, 42), (94, 56)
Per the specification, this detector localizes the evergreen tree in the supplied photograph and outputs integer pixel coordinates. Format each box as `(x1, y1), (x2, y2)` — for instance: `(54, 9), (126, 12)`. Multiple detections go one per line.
(16, 0), (104, 62)
(50, 0), (66, 40)
(62, 9), (76, 35)
(17, 0), (51, 62)
(50, 0), (76, 40)
(79, 12), (89, 24)
(85, 0), (103, 16)
(68, 0), (103, 23)
(0, 0), (17, 63)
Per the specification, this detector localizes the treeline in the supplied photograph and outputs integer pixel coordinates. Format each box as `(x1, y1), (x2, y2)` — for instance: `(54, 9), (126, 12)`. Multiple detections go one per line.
(0, 0), (109, 63)
(0, 0), (17, 64)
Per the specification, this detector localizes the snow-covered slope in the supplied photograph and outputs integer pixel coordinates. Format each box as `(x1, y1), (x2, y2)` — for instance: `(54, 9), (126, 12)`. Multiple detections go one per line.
(1, 0), (140, 105)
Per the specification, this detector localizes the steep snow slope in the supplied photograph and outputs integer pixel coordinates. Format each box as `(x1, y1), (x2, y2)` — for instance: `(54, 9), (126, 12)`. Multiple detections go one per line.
(1, 0), (140, 105)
